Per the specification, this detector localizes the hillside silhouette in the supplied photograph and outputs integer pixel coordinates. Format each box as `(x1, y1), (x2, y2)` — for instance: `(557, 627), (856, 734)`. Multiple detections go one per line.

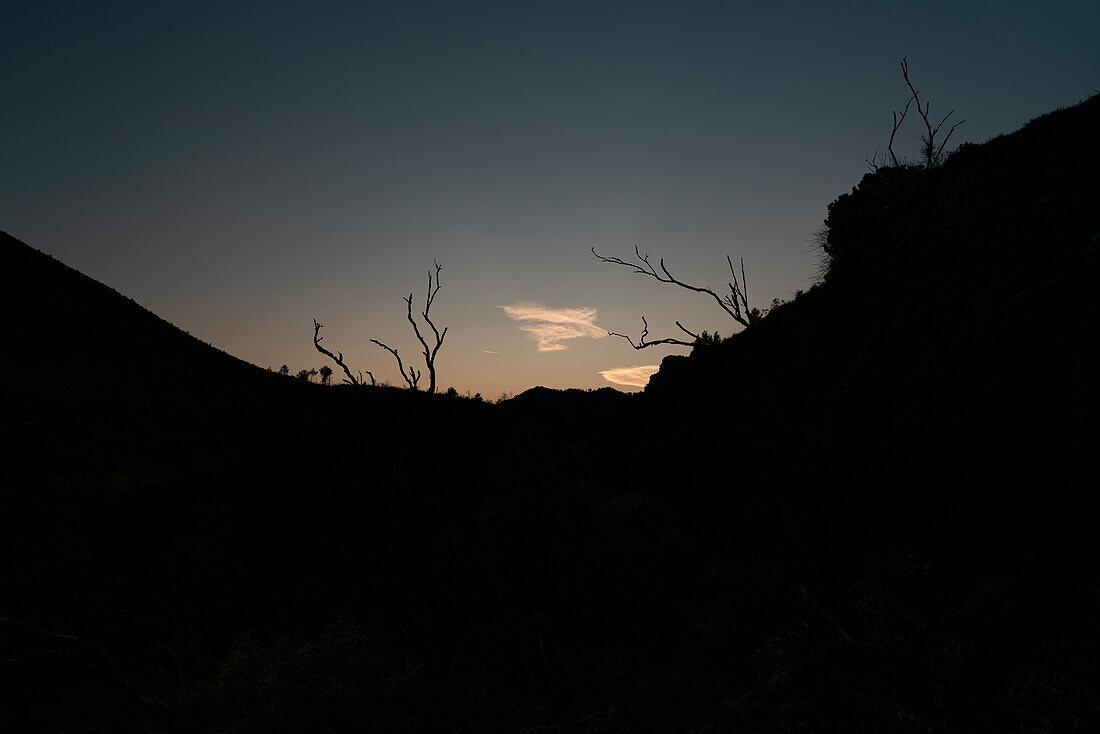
(2, 94), (1099, 732)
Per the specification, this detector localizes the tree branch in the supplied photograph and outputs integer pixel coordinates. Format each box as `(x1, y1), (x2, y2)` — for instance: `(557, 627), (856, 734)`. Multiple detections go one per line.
(420, 261), (449, 394)
(592, 246), (756, 332)
(900, 56), (963, 168)
(608, 315), (698, 350)
(313, 319), (375, 386)
(888, 88), (917, 167)
(934, 117), (965, 164)
(374, 261), (447, 393)
(370, 338), (420, 390)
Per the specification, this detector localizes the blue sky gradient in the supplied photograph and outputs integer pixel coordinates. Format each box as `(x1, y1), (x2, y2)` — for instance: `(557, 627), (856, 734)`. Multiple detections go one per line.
(3, 1), (1097, 393)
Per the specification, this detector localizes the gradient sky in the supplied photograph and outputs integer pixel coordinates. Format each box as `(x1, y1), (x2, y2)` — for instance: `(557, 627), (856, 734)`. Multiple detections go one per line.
(3, 1), (1098, 395)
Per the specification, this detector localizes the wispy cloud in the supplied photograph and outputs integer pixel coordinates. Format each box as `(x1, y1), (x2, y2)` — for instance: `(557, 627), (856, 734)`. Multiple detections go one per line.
(483, 350), (503, 355)
(599, 365), (660, 388)
(499, 303), (607, 352)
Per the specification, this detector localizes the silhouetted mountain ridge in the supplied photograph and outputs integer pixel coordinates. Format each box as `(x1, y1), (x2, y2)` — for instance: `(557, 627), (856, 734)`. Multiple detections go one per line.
(0, 230), (261, 386)
(2, 93), (1098, 733)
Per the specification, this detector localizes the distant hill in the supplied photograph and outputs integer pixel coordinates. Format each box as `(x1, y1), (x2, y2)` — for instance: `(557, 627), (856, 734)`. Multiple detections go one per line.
(0, 229), (263, 388)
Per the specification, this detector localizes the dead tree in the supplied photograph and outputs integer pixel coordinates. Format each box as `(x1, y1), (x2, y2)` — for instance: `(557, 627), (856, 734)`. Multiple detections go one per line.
(870, 57), (964, 170)
(592, 246), (757, 349)
(372, 260), (448, 393)
(901, 57), (964, 168)
(312, 262), (447, 392)
(313, 319), (375, 386)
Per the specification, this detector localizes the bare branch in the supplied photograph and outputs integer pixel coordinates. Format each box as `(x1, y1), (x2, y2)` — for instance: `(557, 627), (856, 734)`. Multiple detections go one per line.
(373, 261), (447, 393)
(934, 117), (965, 163)
(865, 147), (882, 173)
(420, 261), (449, 393)
(608, 316), (697, 350)
(313, 319), (375, 386)
(900, 56), (963, 168)
(870, 58), (962, 170)
(592, 246), (756, 331)
(887, 87), (917, 167)
(719, 255), (754, 325)
(741, 257), (749, 310)
(370, 337), (420, 390)
(404, 261), (449, 394)
(319, 262), (447, 393)
(676, 320), (700, 340)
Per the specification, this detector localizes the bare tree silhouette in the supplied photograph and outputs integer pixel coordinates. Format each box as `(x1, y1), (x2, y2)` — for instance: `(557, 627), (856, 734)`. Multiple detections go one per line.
(868, 57), (964, 171)
(901, 57), (965, 168)
(312, 261), (448, 392)
(592, 246), (757, 349)
(371, 260), (448, 393)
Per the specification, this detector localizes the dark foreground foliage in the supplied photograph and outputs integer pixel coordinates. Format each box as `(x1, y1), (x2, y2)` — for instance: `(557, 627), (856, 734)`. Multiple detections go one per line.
(2, 94), (1099, 732)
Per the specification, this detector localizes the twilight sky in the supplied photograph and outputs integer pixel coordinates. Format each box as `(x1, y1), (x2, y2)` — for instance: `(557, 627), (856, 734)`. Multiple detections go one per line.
(3, 1), (1098, 395)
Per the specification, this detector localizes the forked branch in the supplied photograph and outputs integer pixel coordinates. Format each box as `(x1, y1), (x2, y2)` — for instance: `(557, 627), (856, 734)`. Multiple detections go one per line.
(887, 88), (917, 167)
(370, 338), (421, 390)
(314, 262), (448, 393)
(869, 57), (964, 170)
(374, 260), (447, 393)
(900, 56), (964, 168)
(313, 319), (375, 386)
(868, 85), (917, 170)
(609, 316), (699, 350)
(407, 260), (448, 394)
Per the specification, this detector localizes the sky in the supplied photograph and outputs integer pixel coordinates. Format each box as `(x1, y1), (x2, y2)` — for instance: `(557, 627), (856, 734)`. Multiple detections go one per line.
(3, 1), (1098, 396)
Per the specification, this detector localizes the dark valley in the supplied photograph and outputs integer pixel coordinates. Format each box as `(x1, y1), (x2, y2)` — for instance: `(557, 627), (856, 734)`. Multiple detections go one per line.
(2, 93), (1099, 732)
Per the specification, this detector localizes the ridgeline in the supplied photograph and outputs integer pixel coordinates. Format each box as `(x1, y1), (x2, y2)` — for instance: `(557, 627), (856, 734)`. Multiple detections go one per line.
(2, 93), (1098, 732)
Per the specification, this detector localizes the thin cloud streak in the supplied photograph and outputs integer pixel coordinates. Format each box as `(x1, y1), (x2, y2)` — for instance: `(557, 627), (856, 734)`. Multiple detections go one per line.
(599, 365), (660, 388)
(499, 303), (607, 352)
